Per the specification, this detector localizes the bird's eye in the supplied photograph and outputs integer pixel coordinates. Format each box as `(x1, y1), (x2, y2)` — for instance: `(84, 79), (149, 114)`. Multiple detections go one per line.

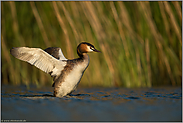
(90, 46), (94, 50)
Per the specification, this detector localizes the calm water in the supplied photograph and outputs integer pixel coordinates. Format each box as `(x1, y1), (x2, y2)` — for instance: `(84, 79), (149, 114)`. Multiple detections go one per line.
(1, 85), (182, 122)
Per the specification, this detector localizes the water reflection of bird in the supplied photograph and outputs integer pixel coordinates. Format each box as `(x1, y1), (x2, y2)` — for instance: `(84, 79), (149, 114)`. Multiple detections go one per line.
(10, 42), (100, 97)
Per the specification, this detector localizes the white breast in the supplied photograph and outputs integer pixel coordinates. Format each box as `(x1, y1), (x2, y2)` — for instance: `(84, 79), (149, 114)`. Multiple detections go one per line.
(56, 60), (89, 97)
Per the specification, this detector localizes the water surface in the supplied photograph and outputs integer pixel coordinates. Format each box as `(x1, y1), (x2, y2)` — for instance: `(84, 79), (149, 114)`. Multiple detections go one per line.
(1, 85), (182, 122)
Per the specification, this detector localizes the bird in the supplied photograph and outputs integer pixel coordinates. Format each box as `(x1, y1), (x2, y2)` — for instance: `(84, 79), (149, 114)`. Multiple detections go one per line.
(10, 42), (100, 97)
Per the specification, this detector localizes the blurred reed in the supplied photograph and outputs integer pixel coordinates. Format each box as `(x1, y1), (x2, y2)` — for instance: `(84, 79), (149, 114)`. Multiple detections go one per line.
(1, 1), (182, 87)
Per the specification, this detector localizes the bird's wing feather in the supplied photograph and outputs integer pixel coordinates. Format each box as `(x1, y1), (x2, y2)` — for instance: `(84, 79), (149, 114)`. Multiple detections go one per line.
(44, 47), (67, 60)
(10, 47), (67, 74)
(58, 48), (67, 60)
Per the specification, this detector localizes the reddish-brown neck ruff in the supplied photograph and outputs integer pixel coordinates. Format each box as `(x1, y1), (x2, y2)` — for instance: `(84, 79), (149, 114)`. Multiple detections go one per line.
(77, 43), (88, 57)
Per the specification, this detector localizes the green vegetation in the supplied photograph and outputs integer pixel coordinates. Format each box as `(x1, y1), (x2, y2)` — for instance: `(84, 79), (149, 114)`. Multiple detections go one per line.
(1, 1), (182, 87)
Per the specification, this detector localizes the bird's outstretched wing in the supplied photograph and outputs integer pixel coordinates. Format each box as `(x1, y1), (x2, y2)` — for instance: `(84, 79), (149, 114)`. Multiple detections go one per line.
(10, 47), (67, 75)
(44, 47), (67, 60)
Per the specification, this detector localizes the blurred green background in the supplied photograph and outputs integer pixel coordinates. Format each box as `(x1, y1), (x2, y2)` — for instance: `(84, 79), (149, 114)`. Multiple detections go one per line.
(1, 1), (182, 88)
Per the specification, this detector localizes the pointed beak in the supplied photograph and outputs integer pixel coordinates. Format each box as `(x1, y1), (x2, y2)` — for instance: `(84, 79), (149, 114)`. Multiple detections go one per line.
(94, 49), (101, 53)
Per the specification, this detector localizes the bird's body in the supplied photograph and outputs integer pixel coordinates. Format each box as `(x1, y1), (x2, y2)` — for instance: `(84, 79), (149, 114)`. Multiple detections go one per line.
(10, 42), (100, 97)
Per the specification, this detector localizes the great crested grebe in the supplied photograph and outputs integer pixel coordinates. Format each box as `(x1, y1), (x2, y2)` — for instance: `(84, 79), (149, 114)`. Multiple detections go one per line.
(10, 42), (100, 97)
